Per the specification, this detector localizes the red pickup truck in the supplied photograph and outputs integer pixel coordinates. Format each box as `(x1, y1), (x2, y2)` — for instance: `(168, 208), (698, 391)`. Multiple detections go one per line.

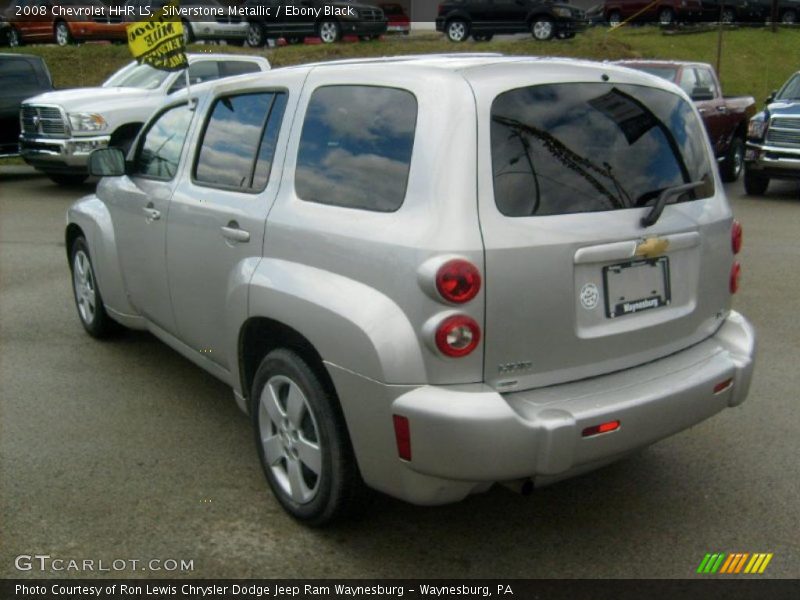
(617, 60), (756, 182)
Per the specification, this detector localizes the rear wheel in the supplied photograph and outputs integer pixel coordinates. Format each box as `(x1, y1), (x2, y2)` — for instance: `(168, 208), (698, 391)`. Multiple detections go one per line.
(251, 349), (361, 525)
(782, 10), (797, 24)
(318, 20), (341, 43)
(55, 21), (72, 46)
(607, 11), (622, 26)
(720, 8), (735, 23)
(531, 17), (555, 40)
(720, 137), (744, 183)
(743, 168), (769, 196)
(446, 19), (469, 42)
(7, 27), (21, 47)
(70, 236), (116, 338)
(658, 8), (675, 26)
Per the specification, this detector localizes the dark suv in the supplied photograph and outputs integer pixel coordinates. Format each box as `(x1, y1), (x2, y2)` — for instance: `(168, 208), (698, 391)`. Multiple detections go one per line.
(0, 53), (52, 156)
(436, 0), (587, 42)
(244, 0), (387, 46)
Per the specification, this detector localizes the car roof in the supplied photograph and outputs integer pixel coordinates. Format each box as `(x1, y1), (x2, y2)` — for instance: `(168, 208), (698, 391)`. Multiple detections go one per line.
(184, 52), (269, 64)
(615, 59), (713, 70)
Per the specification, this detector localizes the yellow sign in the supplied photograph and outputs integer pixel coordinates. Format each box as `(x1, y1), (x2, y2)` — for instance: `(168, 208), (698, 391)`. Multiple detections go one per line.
(126, 0), (187, 72)
(635, 237), (670, 258)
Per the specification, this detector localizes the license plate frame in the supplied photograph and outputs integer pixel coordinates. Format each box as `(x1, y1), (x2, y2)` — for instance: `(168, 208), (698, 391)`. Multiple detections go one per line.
(603, 257), (671, 319)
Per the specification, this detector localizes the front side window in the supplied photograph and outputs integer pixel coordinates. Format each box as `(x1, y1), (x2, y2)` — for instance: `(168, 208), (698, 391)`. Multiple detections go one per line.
(295, 85), (417, 212)
(491, 83), (714, 217)
(194, 92), (287, 191)
(133, 104), (192, 180)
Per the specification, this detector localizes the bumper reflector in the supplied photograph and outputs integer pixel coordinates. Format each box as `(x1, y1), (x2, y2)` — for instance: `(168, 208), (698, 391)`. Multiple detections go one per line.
(582, 420), (620, 438)
(393, 415), (411, 461)
(714, 378), (734, 394)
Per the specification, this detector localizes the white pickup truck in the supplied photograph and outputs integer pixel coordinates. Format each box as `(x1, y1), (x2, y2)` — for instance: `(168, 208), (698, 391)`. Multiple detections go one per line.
(19, 53), (270, 185)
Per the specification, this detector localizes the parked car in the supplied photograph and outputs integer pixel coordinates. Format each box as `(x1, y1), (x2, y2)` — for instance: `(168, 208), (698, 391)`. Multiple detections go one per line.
(701, 0), (800, 23)
(0, 16), (13, 46)
(744, 70), (800, 195)
(603, 0), (705, 26)
(0, 52), (52, 156)
(73, 55), (755, 525)
(124, 0), (249, 45)
(379, 2), (410, 34)
(436, 0), (588, 41)
(617, 60), (756, 182)
(244, 0), (388, 46)
(19, 54), (269, 185)
(5, 0), (127, 46)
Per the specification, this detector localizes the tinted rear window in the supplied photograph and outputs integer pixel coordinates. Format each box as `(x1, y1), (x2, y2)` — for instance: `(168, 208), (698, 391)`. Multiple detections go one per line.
(295, 85), (417, 212)
(491, 83), (714, 218)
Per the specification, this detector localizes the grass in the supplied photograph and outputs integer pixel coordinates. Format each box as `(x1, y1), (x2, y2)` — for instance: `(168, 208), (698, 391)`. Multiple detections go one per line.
(2, 26), (799, 165)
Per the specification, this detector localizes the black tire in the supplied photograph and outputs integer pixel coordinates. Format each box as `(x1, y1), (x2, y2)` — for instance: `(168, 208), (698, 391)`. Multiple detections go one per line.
(54, 21), (72, 46)
(47, 173), (88, 186)
(445, 18), (469, 42)
(607, 11), (622, 26)
(182, 20), (194, 44)
(531, 17), (555, 41)
(69, 236), (117, 338)
(782, 10), (797, 24)
(317, 19), (341, 43)
(720, 136), (745, 183)
(471, 33), (494, 41)
(251, 349), (361, 526)
(743, 168), (769, 196)
(658, 8), (675, 26)
(7, 26), (21, 47)
(246, 22), (265, 47)
(720, 8), (735, 24)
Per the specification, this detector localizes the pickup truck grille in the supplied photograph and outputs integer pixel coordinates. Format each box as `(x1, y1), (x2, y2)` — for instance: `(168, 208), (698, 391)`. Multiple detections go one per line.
(766, 117), (800, 148)
(21, 105), (68, 138)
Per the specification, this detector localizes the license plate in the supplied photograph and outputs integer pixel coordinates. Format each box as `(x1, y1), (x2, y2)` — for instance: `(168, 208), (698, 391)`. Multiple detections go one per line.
(603, 257), (670, 318)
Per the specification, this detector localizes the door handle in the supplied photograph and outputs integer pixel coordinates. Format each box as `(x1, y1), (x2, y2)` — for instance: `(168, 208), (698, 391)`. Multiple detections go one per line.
(220, 222), (250, 243)
(698, 108), (707, 114)
(142, 205), (161, 222)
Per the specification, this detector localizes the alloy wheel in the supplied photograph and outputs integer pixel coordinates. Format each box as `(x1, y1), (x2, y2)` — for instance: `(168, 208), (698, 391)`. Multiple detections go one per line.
(72, 250), (97, 326)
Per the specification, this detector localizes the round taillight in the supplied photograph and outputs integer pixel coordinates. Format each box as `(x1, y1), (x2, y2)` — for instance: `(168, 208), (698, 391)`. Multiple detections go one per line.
(435, 259), (481, 304)
(435, 315), (480, 358)
(730, 262), (741, 294)
(732, 220), (743, 255)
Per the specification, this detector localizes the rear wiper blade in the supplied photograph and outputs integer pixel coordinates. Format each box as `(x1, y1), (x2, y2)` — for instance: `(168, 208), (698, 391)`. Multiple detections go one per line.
(640, 181), (705, 228)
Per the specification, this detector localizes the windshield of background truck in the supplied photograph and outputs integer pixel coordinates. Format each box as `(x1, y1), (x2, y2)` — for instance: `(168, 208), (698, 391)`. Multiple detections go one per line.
(103, 63), (172, 90)
(490, 83), (714, 217)
(776, 74), (800, 100)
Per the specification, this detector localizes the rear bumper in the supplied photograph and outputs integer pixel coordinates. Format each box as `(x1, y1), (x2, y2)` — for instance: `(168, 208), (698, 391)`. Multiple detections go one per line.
(19, 134), (109, 174)
(330, 311), (755, 505)
(745, 141), (800, 179)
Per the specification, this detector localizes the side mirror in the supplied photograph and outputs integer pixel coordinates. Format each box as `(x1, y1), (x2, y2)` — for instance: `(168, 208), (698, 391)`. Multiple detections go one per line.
(766, 90), (777, 104)
(88, 147), (126, 177)
(691, 86), (714, 101)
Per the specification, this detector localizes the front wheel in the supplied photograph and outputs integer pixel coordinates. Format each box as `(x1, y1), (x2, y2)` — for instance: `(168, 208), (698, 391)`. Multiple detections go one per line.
(782, 10), (797, 24)
(317, 20), (341, 43)
(251, 349), (361, 525)
(246, 22), (265, 47)
(720, 8), (735, 23)
(446, 19), (469, 42)
(607, 11), (621, 26)
(720, 137), (744, 183)
(54, 21), (72, 46)
(70, 236), (116, 338)
(743, 168), (769, 196)
(531, 17), (555, 41)
(658, 8), (675, 26)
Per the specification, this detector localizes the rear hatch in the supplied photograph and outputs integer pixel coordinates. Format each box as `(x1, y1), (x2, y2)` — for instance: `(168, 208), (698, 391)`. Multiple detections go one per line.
(475, 74), (734, 391)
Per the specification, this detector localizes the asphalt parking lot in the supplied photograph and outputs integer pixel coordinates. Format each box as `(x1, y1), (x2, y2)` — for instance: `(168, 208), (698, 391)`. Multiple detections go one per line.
(1, 167), (798, 579)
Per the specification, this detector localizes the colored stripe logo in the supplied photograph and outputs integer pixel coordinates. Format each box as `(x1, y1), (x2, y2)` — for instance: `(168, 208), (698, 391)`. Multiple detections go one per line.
(697, 553), (773, 574)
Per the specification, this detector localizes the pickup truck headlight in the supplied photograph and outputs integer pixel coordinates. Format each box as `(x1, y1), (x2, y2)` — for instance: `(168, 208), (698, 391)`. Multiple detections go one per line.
(553, 7), (572, 17)
(747, 116), (767, 141)
(68, 112), (108, 133)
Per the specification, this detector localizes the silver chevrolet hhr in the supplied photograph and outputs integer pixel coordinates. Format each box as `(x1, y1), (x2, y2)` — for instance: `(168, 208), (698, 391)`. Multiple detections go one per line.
(68, 55), (756, 525)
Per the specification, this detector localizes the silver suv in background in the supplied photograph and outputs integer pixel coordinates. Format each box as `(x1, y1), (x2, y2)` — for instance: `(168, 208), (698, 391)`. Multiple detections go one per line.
(70, 55), (756, 525)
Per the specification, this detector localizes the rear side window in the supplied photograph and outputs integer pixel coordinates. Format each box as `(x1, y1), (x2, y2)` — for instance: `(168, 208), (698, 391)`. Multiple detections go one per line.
(220, 61), (261, 77)
(295, 85), (417, 212)
(491, 83), (714, 217)
(194, 92), (287, 192)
